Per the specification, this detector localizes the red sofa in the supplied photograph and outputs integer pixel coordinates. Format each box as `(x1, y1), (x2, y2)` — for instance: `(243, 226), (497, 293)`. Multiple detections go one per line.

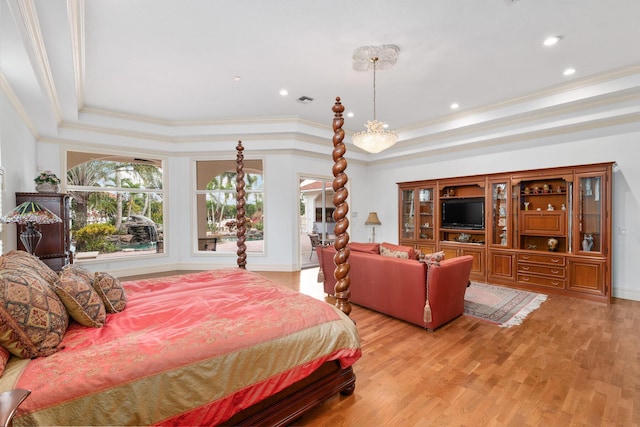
(317, 242), (473, 331)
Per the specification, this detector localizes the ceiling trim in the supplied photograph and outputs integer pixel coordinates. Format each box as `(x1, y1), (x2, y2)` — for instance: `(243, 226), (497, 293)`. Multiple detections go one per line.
(397, 86), (640, 148)
(374, 111), (640, 166)
(402, 64), (640, 134)
(67, 0), (84, 109)
(0, 71), (39, 136)
(8, 0), (62, 124)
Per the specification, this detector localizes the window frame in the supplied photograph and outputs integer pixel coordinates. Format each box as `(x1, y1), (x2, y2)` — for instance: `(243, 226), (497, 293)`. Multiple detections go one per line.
(64, 149), (168, 262)
(192, 157), (265, 256)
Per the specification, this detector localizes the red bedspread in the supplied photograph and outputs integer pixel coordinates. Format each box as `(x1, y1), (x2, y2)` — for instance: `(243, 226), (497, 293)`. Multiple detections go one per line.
(0, 268), (361, 426)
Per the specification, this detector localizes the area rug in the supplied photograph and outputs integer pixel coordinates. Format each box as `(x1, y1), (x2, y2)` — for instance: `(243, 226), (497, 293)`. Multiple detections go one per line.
(464, 282), (548, 328)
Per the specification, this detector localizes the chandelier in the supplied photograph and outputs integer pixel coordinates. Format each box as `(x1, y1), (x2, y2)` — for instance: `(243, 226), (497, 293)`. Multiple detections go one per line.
(352, 45), (399, 154)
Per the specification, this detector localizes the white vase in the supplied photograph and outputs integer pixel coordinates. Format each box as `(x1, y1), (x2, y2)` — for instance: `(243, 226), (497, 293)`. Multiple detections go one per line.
(36, 183), (59, 193)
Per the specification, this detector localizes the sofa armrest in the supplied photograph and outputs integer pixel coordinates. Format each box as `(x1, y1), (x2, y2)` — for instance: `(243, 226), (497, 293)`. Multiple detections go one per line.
(424, 255), (474, 330)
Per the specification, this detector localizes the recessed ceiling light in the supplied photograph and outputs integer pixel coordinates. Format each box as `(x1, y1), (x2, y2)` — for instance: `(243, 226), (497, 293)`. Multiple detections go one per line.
(563, 68), (576, 76)
(233, 75), (241, 82)
(382, 123), (389, 129)
(279, 89), (288, 96)
(543, 36), (562, 46)
(347, 112), (354, 118)
(450, 103), (460, 110)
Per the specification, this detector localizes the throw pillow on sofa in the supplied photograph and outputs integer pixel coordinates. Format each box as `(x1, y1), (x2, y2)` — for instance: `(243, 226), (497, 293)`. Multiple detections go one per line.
(423, 251), (445, 266)
(380, 242), (418, 260)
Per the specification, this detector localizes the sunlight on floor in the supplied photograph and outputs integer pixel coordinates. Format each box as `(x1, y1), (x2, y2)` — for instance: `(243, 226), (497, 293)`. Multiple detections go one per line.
(298, 267), (326, 301)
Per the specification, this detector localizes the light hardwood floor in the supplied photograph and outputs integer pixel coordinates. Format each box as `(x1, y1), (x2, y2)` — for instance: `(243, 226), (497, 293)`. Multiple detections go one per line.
(122, 269), (640, 426)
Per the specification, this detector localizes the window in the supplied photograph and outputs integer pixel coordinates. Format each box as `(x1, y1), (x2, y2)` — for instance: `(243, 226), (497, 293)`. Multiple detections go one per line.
(66, 151), (165, 260)
(195, 159), (264, 253)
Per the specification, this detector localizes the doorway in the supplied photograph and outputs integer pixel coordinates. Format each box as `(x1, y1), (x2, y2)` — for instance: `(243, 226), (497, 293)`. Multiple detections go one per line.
(299, 176), (335, 269)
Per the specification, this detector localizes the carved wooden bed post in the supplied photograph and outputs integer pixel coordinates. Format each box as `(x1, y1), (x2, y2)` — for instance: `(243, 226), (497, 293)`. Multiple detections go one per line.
(236, 140), (247, 269)
(331, 97), (352, 316)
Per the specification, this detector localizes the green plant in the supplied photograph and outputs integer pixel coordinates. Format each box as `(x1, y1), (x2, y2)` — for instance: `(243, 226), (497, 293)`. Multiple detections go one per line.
(34, 170), (61, 185)
(74, 223), (117, 253)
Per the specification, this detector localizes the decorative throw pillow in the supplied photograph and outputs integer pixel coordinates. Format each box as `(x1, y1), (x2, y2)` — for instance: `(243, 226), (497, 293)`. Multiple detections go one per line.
(348, 242), (380, 254)
(380, 245), (409, 259)
(0, 269), (69, 358)
(380, 242), (417, 260)
(54, 269), (106, 327)
(0, 346), (9, 377)
(423, 251), (446, 267)
(93, 272), (127, 313)
(0, 250), (59, 285)
(61, 264), (95, 286)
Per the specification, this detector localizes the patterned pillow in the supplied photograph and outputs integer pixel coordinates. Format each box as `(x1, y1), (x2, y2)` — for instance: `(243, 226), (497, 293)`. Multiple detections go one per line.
(0, 250), (59, 285)
(380, 245), (410, 259)
(0, 346), (9, 377)
(93, 272), (127, 313)
(423, 251), (446, 267)
(61, 264), (95, 286)
(0, 269), (69, 358)
(53, 268), (106, 328)
(380, 242), (418, 260)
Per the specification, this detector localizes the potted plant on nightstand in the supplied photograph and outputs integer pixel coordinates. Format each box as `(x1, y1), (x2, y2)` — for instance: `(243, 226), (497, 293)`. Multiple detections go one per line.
(34, 170), (61, 193)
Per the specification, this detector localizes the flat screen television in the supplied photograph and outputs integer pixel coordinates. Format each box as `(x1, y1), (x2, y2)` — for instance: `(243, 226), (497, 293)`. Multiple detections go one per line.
(441, 198), (485, 230)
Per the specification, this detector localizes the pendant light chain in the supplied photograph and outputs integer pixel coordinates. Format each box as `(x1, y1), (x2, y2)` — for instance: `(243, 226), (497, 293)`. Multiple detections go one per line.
(372, 56), (378, 121)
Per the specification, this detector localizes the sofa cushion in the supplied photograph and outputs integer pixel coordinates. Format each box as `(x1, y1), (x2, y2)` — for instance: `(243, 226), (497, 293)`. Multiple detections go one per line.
(0, 250), (59, 285)
(54, 268), (106, 328)
(348, 242), (380, 254)
(380, 242), (417, 260)
(0, 269), (69, 358)
(93, 272), (127, 313)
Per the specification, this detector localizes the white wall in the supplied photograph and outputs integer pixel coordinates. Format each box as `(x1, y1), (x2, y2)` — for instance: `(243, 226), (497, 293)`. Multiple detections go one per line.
(356, 129), (640, 300)
(0, 90), (38, 250)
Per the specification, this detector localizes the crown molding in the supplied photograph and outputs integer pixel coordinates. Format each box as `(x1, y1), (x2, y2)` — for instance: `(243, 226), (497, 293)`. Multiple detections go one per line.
(67, 0), (84, 109)
(7, 0), (62, 124)
(402, 64), (640, 134)
(373, 110), (640, 166)
(0, 71), (39, 136)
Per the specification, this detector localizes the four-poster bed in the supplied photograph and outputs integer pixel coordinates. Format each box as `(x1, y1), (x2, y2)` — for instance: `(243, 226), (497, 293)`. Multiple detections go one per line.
(0, 98), (358, 426)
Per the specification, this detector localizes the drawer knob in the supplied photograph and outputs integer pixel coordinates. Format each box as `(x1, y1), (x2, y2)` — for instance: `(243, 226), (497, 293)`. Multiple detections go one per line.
(522, 277), (530, 281)
(551, 269), (560, 274)
(552, 281), (559, 286)
(522, 266), (530, 270)
(551, 258), (560, 263)
(522, 256), (530, 260)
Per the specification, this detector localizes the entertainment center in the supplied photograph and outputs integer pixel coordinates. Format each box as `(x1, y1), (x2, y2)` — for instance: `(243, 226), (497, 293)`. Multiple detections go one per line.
(398, 162), (613, 303)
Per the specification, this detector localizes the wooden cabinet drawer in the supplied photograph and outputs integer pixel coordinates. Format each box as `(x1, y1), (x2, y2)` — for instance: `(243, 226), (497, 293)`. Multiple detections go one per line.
(517, 253), (565, 266)
(517, 274), (565, 288)
(517, 263), (565, 278)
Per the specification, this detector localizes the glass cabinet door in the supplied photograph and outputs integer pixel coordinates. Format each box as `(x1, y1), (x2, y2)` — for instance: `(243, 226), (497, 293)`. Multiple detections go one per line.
(491, 181), (509, 246)
(417, 187), (434, 242)
(401, 189), (415, 240)
(576, 173), (603, 254)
